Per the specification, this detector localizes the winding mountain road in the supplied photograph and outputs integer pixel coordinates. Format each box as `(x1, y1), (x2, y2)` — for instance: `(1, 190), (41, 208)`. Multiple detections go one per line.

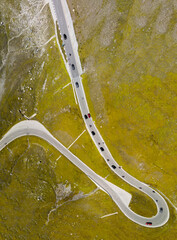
(0, 119), (168, 228)
(0, 0), (170, 229)
(48, 0), (170, 227)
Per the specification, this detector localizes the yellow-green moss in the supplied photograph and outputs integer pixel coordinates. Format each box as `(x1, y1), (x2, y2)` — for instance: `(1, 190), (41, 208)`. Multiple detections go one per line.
(1, 0), (177, 239)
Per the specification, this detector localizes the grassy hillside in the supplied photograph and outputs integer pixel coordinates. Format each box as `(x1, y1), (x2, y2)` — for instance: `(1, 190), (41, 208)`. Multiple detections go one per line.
(0, 0), (176, 239)
(68, 0), (177, 239)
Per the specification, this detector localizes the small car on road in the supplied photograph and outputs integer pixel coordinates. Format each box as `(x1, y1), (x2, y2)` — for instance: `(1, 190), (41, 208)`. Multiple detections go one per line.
(63, 34), (67, 40)
(112, 165), (116, 169)
(160, 207), (163, 212)
(146, 222), (152, 225)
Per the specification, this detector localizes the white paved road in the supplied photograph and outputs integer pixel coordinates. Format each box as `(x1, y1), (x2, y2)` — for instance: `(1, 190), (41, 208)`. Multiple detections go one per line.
(0, 120), (168, 228)
(0, 121), (132, 211)
(48, 0), (170, 227)
(0, 0), (169, 229)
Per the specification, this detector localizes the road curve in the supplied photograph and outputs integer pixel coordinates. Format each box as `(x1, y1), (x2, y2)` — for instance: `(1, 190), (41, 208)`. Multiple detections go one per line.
(48, 0), (170, 227)
(0, 120), (169, 227)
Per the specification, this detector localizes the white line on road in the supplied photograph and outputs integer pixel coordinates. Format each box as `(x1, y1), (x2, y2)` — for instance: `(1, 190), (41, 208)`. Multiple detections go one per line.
(101, 212), (118, 219)
(42, 78), (48, 92)
(67, 129), (86, 149)
(29, 113), (37, 120)
(55, 129), (86, 162)
(62, 82), (71, 89)
(54, 82), (71, 95)
(40, 35), (55, 47)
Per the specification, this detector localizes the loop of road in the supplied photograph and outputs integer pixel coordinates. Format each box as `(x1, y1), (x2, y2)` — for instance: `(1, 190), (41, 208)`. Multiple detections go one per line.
(0, 119), (169, 228)
(0, 0), (169, 228)
(48, 0), (170, 227)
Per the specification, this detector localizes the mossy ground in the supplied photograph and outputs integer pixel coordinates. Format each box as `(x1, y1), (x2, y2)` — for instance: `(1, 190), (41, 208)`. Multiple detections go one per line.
(0, 0), (177, 239)
(68, 0), (177, 238)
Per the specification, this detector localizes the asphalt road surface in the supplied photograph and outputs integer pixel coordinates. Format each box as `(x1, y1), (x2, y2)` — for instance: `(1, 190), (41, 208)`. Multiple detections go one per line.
(0, 0), (169, 229)
(0, 120), (169, 228)
(49, 0), (170, 227)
